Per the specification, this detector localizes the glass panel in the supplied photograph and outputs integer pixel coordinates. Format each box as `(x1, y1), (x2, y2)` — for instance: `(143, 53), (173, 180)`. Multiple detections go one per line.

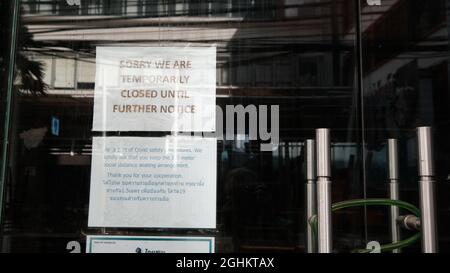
(362, 0), (450, 252)
(1, 0), (363, 253)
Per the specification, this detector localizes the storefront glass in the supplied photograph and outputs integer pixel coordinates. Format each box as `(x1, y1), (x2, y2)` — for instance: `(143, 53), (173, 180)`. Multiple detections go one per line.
(0, 0), (447, 253)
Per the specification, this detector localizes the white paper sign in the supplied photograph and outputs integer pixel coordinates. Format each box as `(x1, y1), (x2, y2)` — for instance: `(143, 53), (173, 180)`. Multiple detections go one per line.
(92, 47), (216, 132)
(86, 236), (215, 253)
(88, 136), (217, 228)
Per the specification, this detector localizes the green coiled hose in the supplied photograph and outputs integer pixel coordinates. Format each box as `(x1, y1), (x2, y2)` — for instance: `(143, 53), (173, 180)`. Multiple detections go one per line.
(309, 198), (421, 253)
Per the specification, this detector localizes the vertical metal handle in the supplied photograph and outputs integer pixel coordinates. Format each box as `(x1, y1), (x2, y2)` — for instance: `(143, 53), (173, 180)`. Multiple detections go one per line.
(305, 140), (316, 253)
(387, 139), (401, 253)
(316, 129), (332, 253)
(417, 127), (438, 253)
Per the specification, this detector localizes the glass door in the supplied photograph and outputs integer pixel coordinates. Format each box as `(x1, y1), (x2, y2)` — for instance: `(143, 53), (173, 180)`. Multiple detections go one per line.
(0, 0), (367, 253)
(361, 0), (450, 252)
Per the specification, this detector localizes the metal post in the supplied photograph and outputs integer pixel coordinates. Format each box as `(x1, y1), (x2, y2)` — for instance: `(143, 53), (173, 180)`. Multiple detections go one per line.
(417, 127), (438, 253)
(0, 0), (21, 228)
(387, 139), (401, 253)
(316, 129), (332, 253)
(305, 140), (316, 253)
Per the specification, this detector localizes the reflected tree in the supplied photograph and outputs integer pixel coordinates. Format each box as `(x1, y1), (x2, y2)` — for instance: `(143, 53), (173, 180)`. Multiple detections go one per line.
(0, 2), (47, 96)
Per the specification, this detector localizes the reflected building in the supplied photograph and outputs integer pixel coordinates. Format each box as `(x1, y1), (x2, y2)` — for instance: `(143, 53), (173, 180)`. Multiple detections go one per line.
(0, 0), (449, 253)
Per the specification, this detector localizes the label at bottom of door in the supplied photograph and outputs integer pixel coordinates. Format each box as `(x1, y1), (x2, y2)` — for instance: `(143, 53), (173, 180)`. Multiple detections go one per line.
(86, 235), (215, 253)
